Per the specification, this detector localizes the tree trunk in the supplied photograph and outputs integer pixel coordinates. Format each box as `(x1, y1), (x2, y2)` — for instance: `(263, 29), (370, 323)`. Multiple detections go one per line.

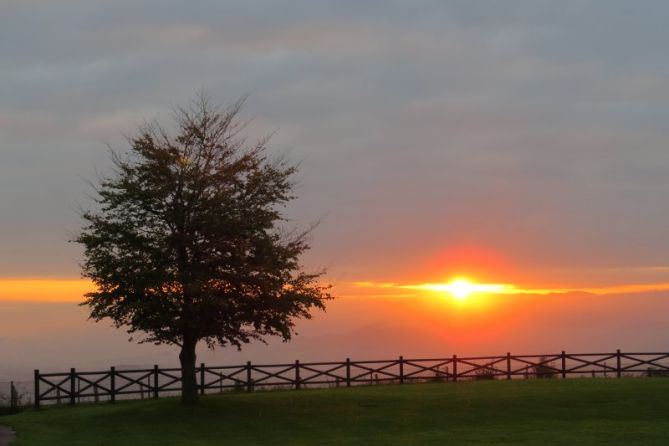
(179, 337), (199, 405)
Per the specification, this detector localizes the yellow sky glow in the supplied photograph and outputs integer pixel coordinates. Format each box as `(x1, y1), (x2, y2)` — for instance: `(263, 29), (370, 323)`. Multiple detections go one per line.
(0, 278), (95, 302)
(354, 279), (669, 298)
(3, 277), (669, 303)
(400, 279), (511, 299)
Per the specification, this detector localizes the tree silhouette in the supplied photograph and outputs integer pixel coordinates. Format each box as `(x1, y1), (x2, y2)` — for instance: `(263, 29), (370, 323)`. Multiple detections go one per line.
(76, 94), (331, 404)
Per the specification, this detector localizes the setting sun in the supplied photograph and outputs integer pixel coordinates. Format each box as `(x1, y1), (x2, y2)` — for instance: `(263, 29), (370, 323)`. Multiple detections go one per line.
(445, 279), (477, 300)
(390, 278), (513, 300)
(439, 279), (511, 300)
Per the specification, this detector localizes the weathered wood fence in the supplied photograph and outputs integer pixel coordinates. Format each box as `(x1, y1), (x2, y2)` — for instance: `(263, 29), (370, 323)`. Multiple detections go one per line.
(33, 350), (669, 408)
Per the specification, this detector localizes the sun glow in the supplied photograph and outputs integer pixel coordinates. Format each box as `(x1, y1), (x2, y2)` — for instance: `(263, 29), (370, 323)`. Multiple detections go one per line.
(398, 278), (512, 300)
(351, 277), (669, 302)
(445, 279), (478, 300)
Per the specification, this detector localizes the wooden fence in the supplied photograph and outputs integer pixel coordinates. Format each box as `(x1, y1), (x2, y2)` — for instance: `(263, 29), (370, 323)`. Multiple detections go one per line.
(33, 350), (669, 408)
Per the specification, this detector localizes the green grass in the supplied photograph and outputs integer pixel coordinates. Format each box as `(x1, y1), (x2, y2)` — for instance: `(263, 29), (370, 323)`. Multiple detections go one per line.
(3, 379), (669, 445)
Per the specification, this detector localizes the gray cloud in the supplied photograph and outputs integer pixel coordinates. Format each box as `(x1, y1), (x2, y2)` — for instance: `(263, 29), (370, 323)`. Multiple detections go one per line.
(2, 0), (669, 280)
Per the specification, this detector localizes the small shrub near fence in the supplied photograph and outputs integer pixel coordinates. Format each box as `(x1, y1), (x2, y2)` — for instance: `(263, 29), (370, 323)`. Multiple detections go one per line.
(0, 381), (31, 415)
(646, 367), (669, 377)
(30, 350), (669, 408)
(473, 362), (497, 380)
(533, 356), (558, 379)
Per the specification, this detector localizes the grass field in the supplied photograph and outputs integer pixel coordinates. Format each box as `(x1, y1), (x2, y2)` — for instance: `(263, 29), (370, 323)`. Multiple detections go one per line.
(3, 378), (669, 445)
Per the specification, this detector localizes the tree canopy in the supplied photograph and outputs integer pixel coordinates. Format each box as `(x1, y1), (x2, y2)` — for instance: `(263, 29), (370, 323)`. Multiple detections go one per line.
(76, 94), (331, 404)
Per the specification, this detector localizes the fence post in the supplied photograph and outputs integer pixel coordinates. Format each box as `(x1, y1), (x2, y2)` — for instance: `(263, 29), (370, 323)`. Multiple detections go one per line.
(110, 367), (116, 403)
(399, 356), (404, 384)
(246, 361), (253, 392)
(70, 368), (76, 405)
(295, 360), (301, 390)
(452, 355), (458, 382)
(10, 381), (17, 410)
(200, 363), (206, 396)
(346, 358), (351, 387)
(506, 352), (512, 380)
(616, 350), (622, 378)
(561, 351), (566, 379)
(153, 365), (159, 399)
(34, 369), (40, 409)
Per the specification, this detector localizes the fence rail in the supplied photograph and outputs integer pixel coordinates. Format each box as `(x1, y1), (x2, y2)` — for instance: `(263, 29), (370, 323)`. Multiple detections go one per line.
(33, 350), (669, 408)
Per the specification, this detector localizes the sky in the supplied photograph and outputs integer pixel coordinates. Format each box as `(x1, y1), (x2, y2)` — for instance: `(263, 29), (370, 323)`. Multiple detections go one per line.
(2, 0), (669, 380)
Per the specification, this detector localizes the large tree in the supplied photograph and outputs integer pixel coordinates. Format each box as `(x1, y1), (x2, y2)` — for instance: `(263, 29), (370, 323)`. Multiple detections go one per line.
(76, 95), (331, 404)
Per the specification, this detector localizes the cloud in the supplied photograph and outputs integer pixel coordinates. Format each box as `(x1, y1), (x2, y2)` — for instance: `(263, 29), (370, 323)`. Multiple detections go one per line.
(2, 0), (669, 281)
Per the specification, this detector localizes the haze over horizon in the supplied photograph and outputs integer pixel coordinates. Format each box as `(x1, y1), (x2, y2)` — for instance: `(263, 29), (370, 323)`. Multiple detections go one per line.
(2, 1), (669, 380)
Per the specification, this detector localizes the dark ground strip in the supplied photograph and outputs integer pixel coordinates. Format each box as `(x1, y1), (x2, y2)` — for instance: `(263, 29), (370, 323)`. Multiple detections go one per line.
(0, 425), (15, 446)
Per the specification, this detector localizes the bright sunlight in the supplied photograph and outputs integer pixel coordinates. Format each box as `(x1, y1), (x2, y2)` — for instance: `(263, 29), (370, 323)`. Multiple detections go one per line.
(400, 279), (512, 300)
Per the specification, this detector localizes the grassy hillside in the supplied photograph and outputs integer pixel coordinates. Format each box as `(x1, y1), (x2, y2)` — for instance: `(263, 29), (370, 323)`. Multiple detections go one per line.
(3, 379), (669, 445)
